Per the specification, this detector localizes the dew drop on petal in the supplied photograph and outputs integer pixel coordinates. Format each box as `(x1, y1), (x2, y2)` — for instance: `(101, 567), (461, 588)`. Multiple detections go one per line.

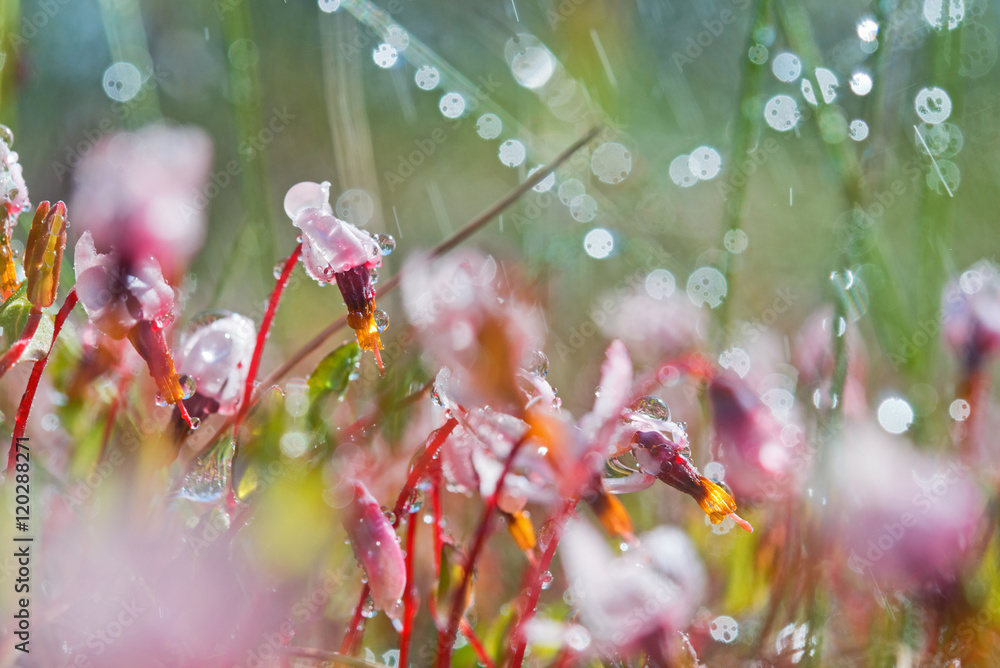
(949, 399), (971, 421)
(686, 267), (727, 308)
(498, 139), (526, 167)
(645, 269), (676, 299)
(771, 52), (802, 82)
(849, 120), (869, 141)
(558, 178), (586, 205)
(439, 92), (466, 119)
(724, 229), (749, 253)
(915, 87), (952, 125)
(476, 113), (502, 139)
(374, 309), (390, 332)
(764, 95), (799, 131)
(590, 142), (632, 184)
(669, 154), (697, 187)
(630, 395), (670, 421)
(569, 194), (598, 222)
(372, 44), (398, 69)
(878, 397), (914, 434)
(414, 65), (440, 90)
(154, 393), (168, 407)
(522, 349), (549, 377)
(375, 233), (396, 255)
(583, 228), (614, 259)
(528, 165), (555, 192)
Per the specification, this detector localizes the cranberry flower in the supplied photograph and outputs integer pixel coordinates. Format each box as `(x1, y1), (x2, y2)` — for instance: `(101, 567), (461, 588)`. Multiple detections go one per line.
(174, 311), (256, 420)
(0, 127), (30, 300)
(344, 479), (406, 616)
(283, 181), (388, 371)
(69, 124), (213, 280)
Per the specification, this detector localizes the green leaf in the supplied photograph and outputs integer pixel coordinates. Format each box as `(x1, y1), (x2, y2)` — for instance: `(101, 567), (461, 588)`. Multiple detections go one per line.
(308, 341), (361, 403)
(0, 283), (53, 362)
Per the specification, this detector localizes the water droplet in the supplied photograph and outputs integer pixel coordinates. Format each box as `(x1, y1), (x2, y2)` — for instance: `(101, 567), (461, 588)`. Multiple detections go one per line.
(590, 142), (632, 184)
(0, 125), (13, 147)
(857, 16), (879, 42)
(431, 387), (444, 407)
(686, 267), (727, 308)
(764, 95), (799, 132)
(384, 25), (409, 51)
(583, 228), (613, 259)
(273, 261), (286, 280)
(509, 41), (556, 89)
(370, 268), (379, 283)
(173, 438), (234, 501)
(381, 505), (397, 525)
(522, 349), (549, 377)
(688, 146), (722, 180)
(923, 0), (964, 30)
(439, 92), (466, 119)
(645, 269), (676, 299)
(154, 393), (168, 407)
(569, 194), (598, 222)
(669, 154), (697, 187)
(318, 0), (340, 12)
(179, 374), (197, 400)
(878, 397), (914, 434)
(361, 597), (377, 618)
(830, 269), (869, 320)
(771, 52), (802, 82)
(724, 229), (749, 253)
(414, 65), (440, 90)
(915, 87), (952, 125)
(748, 43), (769, 64)
(950, 398), (971, 421)
(926, 159), (961, 194)
(815, 68), (839, 103)
(849, 120), (869, 141)
(710, 615), (740, 643)
(374, 309), (390, 332)
(630, 395), (670, 421)
(558, 178), (586, 205)
(372, 43), (398, 69)
(498, 139), (526, 167)
(188, 416), (201, 430)
(476, 113), (502, 139)
(336, 189), (375, 226)
(375, 233), (396, 255)
(539, 571), (553, 590)
(718, 347), (750, 378)
(850, 71), (873, 96)
(102, 62), (142, 102)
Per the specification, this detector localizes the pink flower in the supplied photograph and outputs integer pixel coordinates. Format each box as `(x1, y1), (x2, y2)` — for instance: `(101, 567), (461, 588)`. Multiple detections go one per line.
(707, 370), (807, 503)
(402, 250), (543, 411)
(343, 480), (406, 615)
(74, 231), (174, 340)
(175, 311), (256, 416)
(942, 260), (1000, 371)
(600, 290), (705, 362)
(560, 520), (706, 660)
(284, 181), (387, 367)
(0, 129), (29, 228)
(834, 421), (983, 587)
(69, 124), (213, 280)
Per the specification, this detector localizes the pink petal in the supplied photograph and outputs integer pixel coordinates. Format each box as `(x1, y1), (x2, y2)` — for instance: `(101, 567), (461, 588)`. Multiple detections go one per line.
(344, 480), (406, 614)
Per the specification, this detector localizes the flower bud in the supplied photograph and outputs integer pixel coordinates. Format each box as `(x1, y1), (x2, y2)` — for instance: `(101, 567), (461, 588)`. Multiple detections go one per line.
(23, 201), (68, 309)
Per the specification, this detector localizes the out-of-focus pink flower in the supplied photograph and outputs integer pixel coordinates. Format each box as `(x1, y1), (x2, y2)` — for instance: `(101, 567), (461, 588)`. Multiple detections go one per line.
(403, 250), (543, 411)
(707, 370), (807, 503)
(0, 128), (29, 227)
(175, 311), (256, 417)
(69, 124), (212, 280)
(343, 480), (406, 616)
(942, 260), (1000, 371)
(284, 181), (387, 368)
(600, 290), (705, 362)
(835, 421), (983, 587)
(74, 231), (174, 340)
(560, 520), (705, 660)
(793, 308), (868, 417)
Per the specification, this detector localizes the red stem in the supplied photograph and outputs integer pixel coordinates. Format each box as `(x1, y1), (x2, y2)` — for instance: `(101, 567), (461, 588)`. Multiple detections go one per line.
(234, 242), (302, 434)
(508, 498), (577, 668)
(6, 290), (77, 474)
(398, 511), (418, 668)
(0, 309), (41, 380)
(436, 434), (531, 668)
(460, 618), (496, 668)
(431, 467), (443, 579)
(338, 419), (458, 657)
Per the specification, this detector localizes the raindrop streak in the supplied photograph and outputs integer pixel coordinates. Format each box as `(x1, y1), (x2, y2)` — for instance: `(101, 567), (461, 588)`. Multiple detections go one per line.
(764, 95), (799, 132)
(590, 142), (632, 184)
(913, 125), (956, 197)
(583, 228), (614, 259)
(686, 267), (727, 308)
(498, 139), (526, 167)
(645, 269), (676, 299)
(439, 93), (466, 119)
(771, 52), (802, 82)
(878, 397), (914, 434)
(414, 65), (440, 90)
(476, 113), (502, 139)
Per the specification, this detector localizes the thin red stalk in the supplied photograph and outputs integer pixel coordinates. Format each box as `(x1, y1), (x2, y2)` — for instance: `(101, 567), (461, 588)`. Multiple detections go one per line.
(339, 583), (371, 656)
(460, 618), (496, 668)
(0, 309), (41, 379)
(234, 242), (302, 434)
(398, 511), (419, 668)
(436, 434), (531, 668)
(6, 290), (77, 474)
(431, 467), (443, 579)
(508, 498), (578, 668)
